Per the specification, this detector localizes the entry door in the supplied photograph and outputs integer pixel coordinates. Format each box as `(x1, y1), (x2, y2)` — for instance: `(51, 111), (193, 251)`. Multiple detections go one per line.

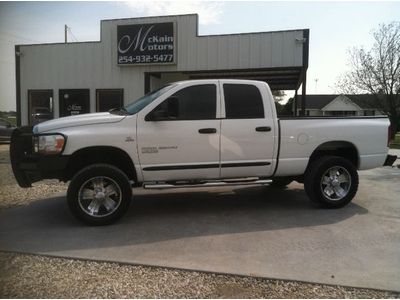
(137, 82), (221, 181)
(28, 90), (53, 126)
(220, 81), (275, 178)
(59, 89), (90, 117)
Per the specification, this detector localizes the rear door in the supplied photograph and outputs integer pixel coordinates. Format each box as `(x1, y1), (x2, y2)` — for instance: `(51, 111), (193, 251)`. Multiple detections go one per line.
(219, 80), (276, 178)
(136, 81), (221, 181)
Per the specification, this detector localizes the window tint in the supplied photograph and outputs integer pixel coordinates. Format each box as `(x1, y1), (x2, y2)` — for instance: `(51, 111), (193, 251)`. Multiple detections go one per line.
(224, 84), (264, 119)
(158, 84), (216, 120)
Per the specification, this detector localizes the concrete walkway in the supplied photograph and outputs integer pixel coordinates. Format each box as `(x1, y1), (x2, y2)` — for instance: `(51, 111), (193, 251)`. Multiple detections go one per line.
(0, 165), (399, 291)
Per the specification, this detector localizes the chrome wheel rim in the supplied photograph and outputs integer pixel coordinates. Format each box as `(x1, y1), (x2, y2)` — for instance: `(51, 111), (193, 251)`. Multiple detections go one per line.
(78, 176), (122, 218)
(320, 166), (352, 201)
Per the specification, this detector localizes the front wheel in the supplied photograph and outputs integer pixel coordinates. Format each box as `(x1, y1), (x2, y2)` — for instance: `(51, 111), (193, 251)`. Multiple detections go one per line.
(304, 156), (358, 208)
(67, 164), (132, 225)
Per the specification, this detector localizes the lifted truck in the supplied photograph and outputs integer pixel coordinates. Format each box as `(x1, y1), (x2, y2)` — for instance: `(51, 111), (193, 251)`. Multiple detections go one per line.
(10, 80), (397, 225)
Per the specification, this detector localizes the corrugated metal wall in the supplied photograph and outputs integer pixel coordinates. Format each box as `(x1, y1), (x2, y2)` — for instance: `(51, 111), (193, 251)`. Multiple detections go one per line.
(19, 14), (304, 125)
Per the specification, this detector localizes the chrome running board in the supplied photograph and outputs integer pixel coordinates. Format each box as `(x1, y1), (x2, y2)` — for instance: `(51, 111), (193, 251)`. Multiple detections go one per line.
(143, 178), (272, 190)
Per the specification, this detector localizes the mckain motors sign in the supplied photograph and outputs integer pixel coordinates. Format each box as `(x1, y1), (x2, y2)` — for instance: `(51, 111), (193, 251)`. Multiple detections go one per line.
(117, 22), (175, 65)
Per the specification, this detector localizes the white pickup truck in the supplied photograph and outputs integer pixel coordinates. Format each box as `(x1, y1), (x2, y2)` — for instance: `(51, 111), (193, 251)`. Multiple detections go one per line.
(11, 80), (396, 225)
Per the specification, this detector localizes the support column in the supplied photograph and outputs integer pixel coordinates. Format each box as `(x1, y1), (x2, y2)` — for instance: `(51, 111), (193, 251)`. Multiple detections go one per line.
(301, 72), (307, 116)
(294, 89), (298, 116)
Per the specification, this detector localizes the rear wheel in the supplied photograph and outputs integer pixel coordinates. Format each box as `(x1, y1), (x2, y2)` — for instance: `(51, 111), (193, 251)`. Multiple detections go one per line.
(67, 164), (132, 225)
(304, 156), (358, 208)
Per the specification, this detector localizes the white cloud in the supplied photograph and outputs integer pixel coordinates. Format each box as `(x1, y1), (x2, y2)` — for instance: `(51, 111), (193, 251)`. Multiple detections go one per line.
(123, 1), (224, 25)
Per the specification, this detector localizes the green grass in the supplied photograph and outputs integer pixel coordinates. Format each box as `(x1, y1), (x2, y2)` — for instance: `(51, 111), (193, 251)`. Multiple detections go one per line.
(390, 133), (400, 149)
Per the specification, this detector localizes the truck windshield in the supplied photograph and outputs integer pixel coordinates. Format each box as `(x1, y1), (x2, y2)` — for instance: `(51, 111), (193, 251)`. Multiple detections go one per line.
(124, 84), (175, 115)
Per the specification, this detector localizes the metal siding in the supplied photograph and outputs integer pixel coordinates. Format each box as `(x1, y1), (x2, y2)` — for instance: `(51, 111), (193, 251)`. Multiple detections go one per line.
(19, 15), (304, 125)
(260, 33), (272, 67)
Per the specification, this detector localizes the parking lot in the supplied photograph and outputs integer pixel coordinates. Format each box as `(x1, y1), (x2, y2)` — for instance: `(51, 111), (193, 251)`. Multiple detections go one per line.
(0, 143), (399, 295)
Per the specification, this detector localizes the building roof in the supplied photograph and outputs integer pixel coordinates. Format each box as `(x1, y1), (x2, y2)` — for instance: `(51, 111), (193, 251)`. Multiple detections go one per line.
(295, 94), (378, 110)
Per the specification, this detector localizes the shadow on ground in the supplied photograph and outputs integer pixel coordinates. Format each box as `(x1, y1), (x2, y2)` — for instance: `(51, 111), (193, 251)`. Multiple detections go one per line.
(0, 184), (367, 253)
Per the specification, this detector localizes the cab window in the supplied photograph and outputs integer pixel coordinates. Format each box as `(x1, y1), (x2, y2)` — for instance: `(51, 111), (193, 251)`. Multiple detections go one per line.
(223, 84), (264, 119)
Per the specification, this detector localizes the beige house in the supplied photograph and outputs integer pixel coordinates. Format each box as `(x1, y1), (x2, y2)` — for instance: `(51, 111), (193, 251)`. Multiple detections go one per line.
(295, 94), (383, 116)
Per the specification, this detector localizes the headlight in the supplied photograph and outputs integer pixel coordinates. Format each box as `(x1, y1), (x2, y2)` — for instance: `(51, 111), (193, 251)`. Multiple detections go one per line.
(34, 134), (65, 155)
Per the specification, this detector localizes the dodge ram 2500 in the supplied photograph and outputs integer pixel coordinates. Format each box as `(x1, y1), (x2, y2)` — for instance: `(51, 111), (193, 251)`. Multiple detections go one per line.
(10, 80), (397, 225)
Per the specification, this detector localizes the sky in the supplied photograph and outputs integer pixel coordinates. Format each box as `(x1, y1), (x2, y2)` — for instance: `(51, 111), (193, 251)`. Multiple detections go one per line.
(0, 0), (400, 111)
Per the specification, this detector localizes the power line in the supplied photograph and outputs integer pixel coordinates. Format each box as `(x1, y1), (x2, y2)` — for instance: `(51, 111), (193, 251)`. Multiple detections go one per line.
(67, 27), (79, 42)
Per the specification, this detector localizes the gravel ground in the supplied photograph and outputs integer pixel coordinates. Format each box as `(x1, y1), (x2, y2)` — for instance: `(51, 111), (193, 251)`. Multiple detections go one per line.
(1, 143), (399, 298)
(1, 252), (399, 298)
(0, 144), (67, 210)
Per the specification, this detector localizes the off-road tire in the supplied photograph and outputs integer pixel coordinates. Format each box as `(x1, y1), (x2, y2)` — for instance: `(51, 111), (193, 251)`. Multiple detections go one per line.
(304, 156), (358, 208)
(67, 164), (132, 225)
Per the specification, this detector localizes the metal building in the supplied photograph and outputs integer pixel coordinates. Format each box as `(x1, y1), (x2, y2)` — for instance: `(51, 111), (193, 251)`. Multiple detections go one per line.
(15, 14), (309, 126)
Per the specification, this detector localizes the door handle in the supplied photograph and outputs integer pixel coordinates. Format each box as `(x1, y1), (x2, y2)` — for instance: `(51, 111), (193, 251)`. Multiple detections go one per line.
(198, 128), (217, 134)
(255, 126), (271, 132)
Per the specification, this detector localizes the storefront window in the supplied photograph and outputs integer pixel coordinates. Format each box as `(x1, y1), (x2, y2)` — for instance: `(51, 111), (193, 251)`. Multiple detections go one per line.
(28, 90), (53, 125)
(59, 89), (90, 117)
(96, 89), (123, 112)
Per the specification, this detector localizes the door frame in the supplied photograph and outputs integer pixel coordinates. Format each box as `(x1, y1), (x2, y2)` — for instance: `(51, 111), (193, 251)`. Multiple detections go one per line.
(136, 80), (222, 181)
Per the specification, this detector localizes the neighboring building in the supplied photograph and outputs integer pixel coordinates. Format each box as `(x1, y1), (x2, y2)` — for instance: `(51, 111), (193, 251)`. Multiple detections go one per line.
(15, 14), (310, 126)
(294, 94), (383, 116)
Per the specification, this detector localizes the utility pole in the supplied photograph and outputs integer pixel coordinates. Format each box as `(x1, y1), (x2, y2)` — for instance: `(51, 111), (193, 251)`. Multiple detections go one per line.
(64, 24), (68, 43)
(314, 78), (319, 93)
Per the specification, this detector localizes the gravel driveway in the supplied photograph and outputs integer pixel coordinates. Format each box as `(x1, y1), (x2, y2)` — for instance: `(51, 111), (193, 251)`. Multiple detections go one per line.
(0, 144), (67, 210)
(0, 144), (399, 298)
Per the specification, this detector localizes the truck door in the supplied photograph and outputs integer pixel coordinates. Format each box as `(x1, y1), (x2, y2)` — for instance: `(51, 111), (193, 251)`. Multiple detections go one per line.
(136, 81), (221, 181)
(219, 81), (276, 178)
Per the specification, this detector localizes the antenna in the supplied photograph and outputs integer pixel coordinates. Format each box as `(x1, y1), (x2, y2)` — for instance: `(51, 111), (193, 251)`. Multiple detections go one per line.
(65, 24), (68, 43)
(314, 78), (319, 93)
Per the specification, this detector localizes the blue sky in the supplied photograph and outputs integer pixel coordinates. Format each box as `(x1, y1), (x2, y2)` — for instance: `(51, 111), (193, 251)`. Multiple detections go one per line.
(1, 1), (400, 111)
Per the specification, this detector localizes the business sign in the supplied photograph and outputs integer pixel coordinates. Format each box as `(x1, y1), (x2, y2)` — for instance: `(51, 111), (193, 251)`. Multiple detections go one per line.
(117, 22), (175, 65)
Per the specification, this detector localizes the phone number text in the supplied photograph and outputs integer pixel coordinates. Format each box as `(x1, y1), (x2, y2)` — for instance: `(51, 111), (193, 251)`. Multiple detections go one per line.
(118, 54), (174, 64)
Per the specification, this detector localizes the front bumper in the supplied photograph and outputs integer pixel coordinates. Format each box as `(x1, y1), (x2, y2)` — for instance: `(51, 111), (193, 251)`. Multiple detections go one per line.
(383, 154), (398, 167)
(10, 127), (69, 187)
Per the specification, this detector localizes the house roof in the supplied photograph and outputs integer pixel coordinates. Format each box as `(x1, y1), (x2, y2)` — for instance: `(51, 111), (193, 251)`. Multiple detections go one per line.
(295, 94), (378, 110)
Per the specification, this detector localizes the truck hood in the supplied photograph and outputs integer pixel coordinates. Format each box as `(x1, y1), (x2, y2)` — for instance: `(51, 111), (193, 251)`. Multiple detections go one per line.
(33, 112), (127, 133)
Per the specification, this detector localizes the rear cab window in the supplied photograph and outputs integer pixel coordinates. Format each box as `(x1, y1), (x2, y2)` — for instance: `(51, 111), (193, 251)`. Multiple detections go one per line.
(223, 84), (264, 119)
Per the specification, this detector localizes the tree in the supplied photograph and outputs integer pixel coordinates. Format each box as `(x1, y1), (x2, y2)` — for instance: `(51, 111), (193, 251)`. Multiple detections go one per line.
(336, 21), (400, 137)
(271, 90), (286, 103)
(271, 90), (288, 115)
